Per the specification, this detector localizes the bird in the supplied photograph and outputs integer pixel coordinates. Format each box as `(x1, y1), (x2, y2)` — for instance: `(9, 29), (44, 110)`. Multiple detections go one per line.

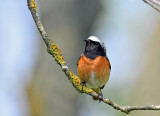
(77, 36), (111, 101)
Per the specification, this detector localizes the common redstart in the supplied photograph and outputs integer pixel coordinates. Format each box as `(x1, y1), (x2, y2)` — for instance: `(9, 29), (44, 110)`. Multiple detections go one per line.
(77, 36), (111, 100)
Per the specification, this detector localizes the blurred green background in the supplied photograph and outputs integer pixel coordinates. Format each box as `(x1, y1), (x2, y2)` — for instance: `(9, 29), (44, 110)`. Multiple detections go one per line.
(1, 0), (160, 116)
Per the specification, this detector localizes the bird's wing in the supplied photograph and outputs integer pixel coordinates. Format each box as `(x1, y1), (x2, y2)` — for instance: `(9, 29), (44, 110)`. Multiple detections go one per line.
(105, 56), (111, 70)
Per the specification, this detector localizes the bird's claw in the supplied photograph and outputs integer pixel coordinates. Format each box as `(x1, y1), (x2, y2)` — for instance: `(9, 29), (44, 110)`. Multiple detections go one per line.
(80, 81), (86, 91)
(98, 93), (103, 102)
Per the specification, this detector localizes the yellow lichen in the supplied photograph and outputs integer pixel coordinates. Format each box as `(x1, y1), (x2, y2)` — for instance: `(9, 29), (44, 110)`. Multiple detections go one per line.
(68, 71), (94, 94)
(106, 99), (111, 104)
(31, 0), (38, 12)
(49, 40), (65, 65)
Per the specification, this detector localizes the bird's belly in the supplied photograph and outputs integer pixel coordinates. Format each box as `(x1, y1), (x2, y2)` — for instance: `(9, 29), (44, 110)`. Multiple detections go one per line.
(87, 71), (109, 88)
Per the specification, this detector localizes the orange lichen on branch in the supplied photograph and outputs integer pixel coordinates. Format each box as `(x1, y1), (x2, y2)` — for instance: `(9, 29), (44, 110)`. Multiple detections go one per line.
(31, 0), (38, 12)
(48, 40), (65, 65)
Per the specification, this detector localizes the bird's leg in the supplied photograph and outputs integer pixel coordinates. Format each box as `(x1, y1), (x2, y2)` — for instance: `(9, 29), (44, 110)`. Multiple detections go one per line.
(80, 81), (86, 91)
(98, 92), (103, 102)
(98, 86), (104, 102)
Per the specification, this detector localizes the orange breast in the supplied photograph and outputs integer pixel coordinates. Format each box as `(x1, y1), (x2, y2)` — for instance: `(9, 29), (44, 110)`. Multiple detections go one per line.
(77, 54), (110, 88)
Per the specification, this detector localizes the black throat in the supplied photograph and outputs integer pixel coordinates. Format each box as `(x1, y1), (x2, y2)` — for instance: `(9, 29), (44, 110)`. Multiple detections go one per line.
(84, 40), (106, 59)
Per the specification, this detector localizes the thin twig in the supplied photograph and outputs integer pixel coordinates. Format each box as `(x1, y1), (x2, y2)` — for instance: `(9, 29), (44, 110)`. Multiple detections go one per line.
(27, 0), (160, 114)
(143, 0), (160, 12)
(150, 0), (160, 6)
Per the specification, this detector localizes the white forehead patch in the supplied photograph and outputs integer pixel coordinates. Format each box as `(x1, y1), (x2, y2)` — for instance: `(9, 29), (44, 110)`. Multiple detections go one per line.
(88, 36), (106, 53)
(88, 36), (101, 42)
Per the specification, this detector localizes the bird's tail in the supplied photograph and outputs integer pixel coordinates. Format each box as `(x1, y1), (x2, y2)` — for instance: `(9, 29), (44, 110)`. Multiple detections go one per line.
(92, 88), (101, 100)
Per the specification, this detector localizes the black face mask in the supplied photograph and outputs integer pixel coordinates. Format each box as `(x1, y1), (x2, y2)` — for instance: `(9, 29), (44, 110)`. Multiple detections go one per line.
(84, 39), (106, 59)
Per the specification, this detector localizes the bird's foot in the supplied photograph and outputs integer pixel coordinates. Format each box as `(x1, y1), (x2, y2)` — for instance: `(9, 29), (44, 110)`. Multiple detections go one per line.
(98, 93), (103, 102)
(80, 81), (86, 92)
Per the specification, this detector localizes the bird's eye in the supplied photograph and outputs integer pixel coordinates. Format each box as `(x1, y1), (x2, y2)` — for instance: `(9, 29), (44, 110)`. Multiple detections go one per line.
(95, 42), (99, 45)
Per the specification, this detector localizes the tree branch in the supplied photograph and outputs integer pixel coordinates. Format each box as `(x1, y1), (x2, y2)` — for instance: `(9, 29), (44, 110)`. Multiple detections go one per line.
(143, 0), (160, 12)
(27, 0), (160, 114)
